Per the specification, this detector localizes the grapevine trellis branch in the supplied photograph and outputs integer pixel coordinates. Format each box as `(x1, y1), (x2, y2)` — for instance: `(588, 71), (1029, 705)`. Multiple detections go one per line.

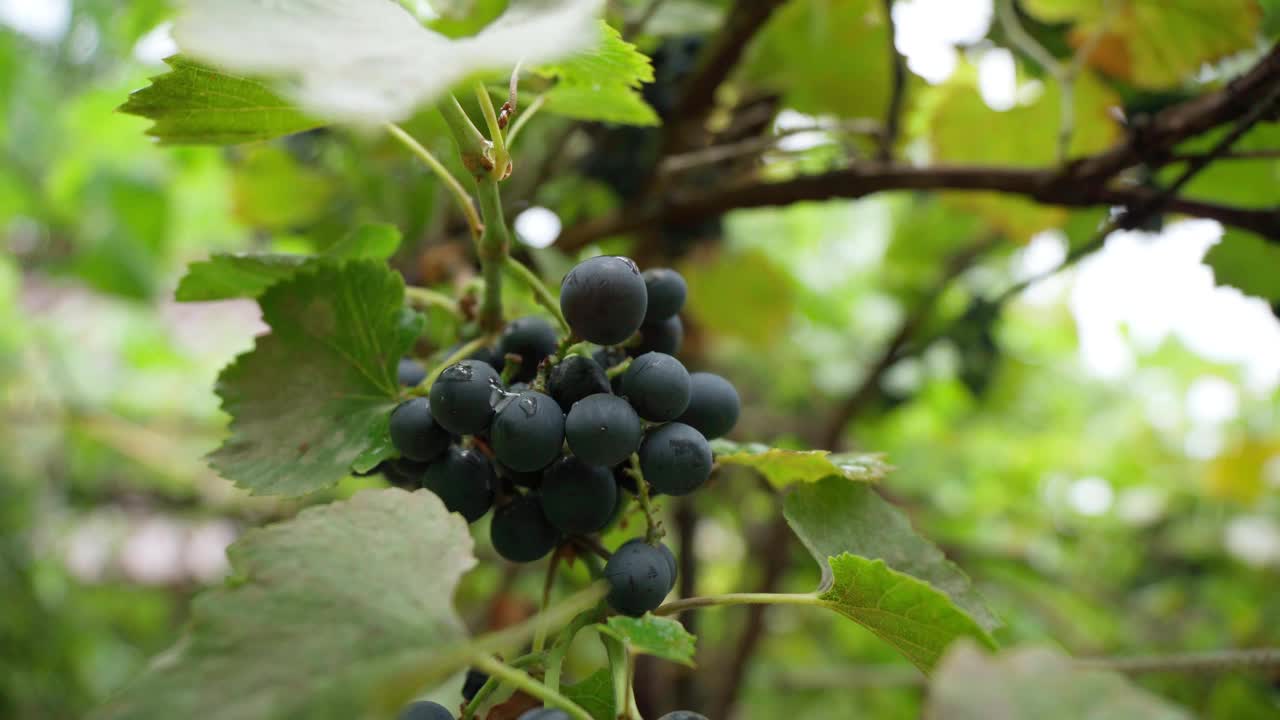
(557, 44), (1280, 251)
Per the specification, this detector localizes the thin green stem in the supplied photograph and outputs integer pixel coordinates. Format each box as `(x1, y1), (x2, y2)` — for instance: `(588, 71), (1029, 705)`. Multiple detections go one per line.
(505, 93), (546, 150)
(504, 256), (570, 333)
(605, 357), (632, 379)
(385, 123), (482, 240)
(459, 653), (543, 720)
(655, 592), (827, 616)
(624, 649), (641, 720)
(533, 548), (562, 654)
(628, 453), (663, 543)
(403, 285), (461, 316)
(475, 179), (510, 332)
(602, 632), (629, 718)
(468, 653), (594, 720)
(416, 336), (491, 394)
(544, 604), (605, 693)
(439, 95), (490, 160)
(474, 81), (510, 181)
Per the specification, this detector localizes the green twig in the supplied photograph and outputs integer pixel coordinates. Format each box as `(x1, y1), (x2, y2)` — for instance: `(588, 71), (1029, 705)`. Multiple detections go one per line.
(605, 357), (632, 379)
(416, 336), (491, 394)
(439, 95), (491, 169)
(544, 604), (606, 693)
(602, 632), (630, 719)
(504, 256), (570, 333)
(468, 653), (594, 720)
(476, 179), (510, 332)
(505, 93), (546, 150)
(403, 285), (461, 316)
(655, 592), (828, 616)
(627, 454), (663, 543)
(385, 123), (482, 240)
(474, 81), (510, 181)
(533, 547), (563, 654)
(459, 653), (543, 719)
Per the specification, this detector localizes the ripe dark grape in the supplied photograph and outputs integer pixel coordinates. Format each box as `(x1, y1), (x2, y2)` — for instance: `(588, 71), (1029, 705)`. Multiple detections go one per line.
(604, 539), (673, 616)
(497, 316), (559, 382)
(657, 713), (709, 720)
(429, 360), (502, 435)
(621, 352), (691, 422)
(659, 542), (678, 591)
(491, 494), (559, 563)
(398, 700), (453, 720)
(389, 397), (451, 462)
(642, 268), (687, 322)
(639, 422), (712, 496)
(491, 391), (565, 472)
(391, 457), (430, 480)
(422, 447), (494, 523)
(462, 669), (488, 701)
(540, 456), (618, 534)
(565, 394), (642, 467)
(397, 357), (427, 387)
(547, 354), (611, 409)
(633, 315), (683, 356)
(560, 256), (648, 345)
(677, 372), (740, 439)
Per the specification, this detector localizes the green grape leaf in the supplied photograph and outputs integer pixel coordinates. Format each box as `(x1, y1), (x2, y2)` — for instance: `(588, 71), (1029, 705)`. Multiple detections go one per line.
(744, 0), (892, 118)
(538, 21), (659, 126)
(175, 253), (310, 302)
(926, 642), (1194, 719)
(1204, 230), (1280, 301)
(562, 669), (616, 720)
(95, 488), (477, 720)
(118, 56), (323, 145)
(816, 553), (995, 672)
(1023, 0), (1259, 89)
(325, 222), (403, 260)
(596, 615), (697, 667)
(176, 225), (405, 302)
(711, 439), (891, 488)
(172, 0), (605, 125)
(785, 478), (999, 671)
(209, 261), (423, 495)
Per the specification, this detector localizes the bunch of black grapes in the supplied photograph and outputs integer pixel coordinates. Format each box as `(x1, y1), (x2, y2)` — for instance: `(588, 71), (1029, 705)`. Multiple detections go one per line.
(387, 256), (740, 620)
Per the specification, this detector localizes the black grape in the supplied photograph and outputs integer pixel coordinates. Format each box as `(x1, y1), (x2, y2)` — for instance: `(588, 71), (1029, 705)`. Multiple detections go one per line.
(547, 354), (611, 409)
(398, 700), (453, 720)
(657, 713), (709, 720)
(462, 669), (488, 701)
(659, 542), (678, 591)
(642, 268), (687, 322)
(389, 397), (451, 462)
(564, 394), (642, 468)
(677, 372), (740, 439)
(621, 352), (691, 422)
(428, 360), (502, 435)
(397, 357), (427, 387)
(540, 456), (618, 534)
(491, 391), (565, 472)
(560, 256), (648, 345)
(422, 447), (494, 523)
(497, 316), (559, 382)
(604, 539), (673, 616)
(632, 315), (683, 356)
(498, 463), (542, 490)
(639, 422), (712, 496)
(490, 494), (559, 563)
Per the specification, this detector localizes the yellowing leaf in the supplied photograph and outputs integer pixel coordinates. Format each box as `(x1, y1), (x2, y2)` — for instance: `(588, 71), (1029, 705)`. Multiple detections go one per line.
(1205, 438), (1280, 505)
(680, 248), (796, 348)
(1024, 0), (1261, 89)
